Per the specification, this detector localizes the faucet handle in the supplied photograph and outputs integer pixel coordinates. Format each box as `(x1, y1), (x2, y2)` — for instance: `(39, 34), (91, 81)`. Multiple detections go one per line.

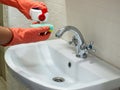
(69, 35), (78, 46)
(87, 41), (96, 53)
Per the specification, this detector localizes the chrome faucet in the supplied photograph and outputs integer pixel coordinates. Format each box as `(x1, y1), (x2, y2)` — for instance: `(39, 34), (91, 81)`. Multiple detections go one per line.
(55, 26), (95, 58)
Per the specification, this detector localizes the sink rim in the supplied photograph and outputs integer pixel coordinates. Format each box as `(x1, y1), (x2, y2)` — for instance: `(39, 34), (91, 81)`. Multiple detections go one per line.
(5, 39), (102, 89)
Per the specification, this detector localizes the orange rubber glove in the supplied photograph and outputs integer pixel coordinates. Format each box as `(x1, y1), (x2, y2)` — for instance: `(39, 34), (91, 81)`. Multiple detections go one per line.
(4, 26), (51, 46)
(0, 0), (48, 19)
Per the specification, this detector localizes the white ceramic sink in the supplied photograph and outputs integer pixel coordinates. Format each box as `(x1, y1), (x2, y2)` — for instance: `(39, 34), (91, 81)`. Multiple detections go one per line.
(5, 39), (120, 90)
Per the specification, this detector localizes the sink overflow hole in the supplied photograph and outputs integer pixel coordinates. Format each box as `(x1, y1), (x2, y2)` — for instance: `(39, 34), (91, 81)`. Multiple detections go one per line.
(52, 77), (65, 82)
(68, 62), (72, 68)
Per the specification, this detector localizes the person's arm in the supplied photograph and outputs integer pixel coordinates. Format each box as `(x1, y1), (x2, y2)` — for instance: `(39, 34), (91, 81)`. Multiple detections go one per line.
(0, 26), (52, 46)
(0, 0), (48, 19)
(0, 26), (12, 45)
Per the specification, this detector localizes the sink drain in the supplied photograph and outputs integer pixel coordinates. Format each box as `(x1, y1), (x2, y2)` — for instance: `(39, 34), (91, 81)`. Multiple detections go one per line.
(52, 77), (65, 82)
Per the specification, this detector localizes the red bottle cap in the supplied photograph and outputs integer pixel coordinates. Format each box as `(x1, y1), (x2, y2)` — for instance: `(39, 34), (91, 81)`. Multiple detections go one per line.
(38, 14), (46, 21)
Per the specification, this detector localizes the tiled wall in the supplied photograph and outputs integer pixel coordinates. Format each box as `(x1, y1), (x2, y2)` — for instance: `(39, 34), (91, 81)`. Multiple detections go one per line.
(6, 68), (29, 90)
(0, 5), (6, 80)
(0, 4), (3, 77)
(0, 77), (6, 90)
(3, 5), (8, 27)
(66, 0), (120, 68)
(0, 4), (3, 26)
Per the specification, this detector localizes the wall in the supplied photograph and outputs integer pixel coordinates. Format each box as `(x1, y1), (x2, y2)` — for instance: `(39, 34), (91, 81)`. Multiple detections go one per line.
(0, 4), (6, 80)
(7, 7), (32, 28)
(66, 0), (120, 68)
(0, 4), (3, 76)
(0, 4), (3, 26)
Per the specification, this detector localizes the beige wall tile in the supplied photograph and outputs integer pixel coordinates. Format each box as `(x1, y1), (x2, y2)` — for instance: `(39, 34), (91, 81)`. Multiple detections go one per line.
(6, 68), (29, 90)
(0, 77), (6, 90)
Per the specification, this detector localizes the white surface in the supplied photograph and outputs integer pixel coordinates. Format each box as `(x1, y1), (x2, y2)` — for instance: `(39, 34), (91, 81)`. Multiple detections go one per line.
(5, 39), (120, 90)
(8, 7), (32, 27)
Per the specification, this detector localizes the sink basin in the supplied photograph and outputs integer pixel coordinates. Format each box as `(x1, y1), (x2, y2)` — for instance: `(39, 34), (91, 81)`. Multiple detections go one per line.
(5, 39), (120, 90)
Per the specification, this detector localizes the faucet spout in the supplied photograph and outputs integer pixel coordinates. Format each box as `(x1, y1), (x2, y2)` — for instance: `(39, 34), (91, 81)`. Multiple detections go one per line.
(56, 26), (85, 46)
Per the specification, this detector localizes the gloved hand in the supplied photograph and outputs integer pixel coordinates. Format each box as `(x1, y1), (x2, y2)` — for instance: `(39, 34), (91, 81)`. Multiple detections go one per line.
(0, 0), (48, 19)
(4, 26), (51, 46)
